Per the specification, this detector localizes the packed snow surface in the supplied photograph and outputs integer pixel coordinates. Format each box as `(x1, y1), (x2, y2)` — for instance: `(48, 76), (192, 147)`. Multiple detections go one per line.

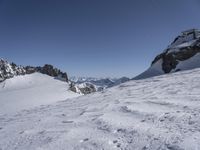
(0, 73), (79, 114)
(175, 53), (200, 71)
(134, 59), (164, 79)
(1, 69), (200, 149)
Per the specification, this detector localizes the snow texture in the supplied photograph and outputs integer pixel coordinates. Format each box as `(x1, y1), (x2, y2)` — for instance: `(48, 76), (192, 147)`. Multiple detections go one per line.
(0, 73), (79, 114)
(175, 53), (200, 71)
(1, 69), (200, 149)
(134, 59), (164, 79)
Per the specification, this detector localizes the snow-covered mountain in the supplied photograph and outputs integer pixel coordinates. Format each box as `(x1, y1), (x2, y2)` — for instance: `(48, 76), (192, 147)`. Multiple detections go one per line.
(0, 59), (80, 114)
(70, 76), (130, 94)
(1, 68), (200, 149)
(135, 29), (200, 79)
(0, 59), (129, 95)
(0, 73), (79, 114)
(3, 28), (200, 149)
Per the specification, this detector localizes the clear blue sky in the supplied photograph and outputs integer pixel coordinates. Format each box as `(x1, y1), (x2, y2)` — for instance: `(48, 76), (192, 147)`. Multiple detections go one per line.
(0, 0), (200, 77)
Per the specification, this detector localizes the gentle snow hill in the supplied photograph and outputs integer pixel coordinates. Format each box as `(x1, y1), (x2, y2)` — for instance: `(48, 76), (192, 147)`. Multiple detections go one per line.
(1, 68), (200, 149)
(0, 73), (79, 114)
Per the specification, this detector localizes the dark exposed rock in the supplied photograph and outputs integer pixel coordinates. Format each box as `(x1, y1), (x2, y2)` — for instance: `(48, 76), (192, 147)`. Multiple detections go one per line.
(69, 82), (77, 93)
(0, 59), (26, 82)
(69, 82), (96, 95)
(151, 29), (200, 73)
(33, 64), (68, 82)
(79, 83), (96, 94)
(0, 60), (68, 82)
(25, 66), (37, 74)
(134, 29), (200, 80)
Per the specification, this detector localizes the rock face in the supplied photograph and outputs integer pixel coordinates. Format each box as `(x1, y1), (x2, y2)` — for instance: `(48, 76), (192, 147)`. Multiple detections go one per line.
(0, 59), (68, 82)
(70, 82), (96, 95)
(135, 29), (200, 79)
(0, 59), (26, 82)
(35, 65), (68, 82)
(26, 65), (69, 82)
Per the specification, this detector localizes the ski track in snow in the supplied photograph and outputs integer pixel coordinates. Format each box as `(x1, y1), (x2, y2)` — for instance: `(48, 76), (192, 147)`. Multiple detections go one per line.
(1, 69), (200, 149)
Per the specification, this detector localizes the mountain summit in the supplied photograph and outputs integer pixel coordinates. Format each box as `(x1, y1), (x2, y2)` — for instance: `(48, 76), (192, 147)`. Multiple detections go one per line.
(135, 29), (200, 79)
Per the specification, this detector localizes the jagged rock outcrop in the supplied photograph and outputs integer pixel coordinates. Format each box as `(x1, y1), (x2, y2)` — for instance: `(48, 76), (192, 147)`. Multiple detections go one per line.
(36, 65), (68, 82)
(25, 65), (68, 82)
(0, 59), (26, 82)
(69, 82), (96, 95)
(0, 59), (68, 82)
(135, 29), (200, 79)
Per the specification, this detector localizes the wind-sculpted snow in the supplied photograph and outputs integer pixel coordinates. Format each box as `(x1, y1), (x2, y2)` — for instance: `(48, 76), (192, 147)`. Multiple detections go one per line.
(1, 69), (200, 149)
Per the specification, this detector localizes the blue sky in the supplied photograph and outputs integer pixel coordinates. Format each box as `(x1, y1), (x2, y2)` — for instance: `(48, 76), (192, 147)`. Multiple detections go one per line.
(0, 0), (200, 77)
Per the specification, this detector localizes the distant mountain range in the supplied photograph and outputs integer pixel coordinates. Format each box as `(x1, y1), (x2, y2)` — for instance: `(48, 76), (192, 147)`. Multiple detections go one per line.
(69, 76), (130, 94)
(0, 59), (130, 94)
(2, 28), (200, 94)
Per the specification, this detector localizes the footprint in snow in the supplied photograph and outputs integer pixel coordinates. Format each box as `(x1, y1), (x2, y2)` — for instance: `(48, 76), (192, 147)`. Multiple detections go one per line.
(114, 100), (120, 104)
(80, 138), (89, 143)
(38, 130), (45, 134)
(113, 140), (118, 143)
(61, 114), (66, 116)
(112, 140), (121, 148)
(62, 120), (74, 123)
(19, 131), (24, 134)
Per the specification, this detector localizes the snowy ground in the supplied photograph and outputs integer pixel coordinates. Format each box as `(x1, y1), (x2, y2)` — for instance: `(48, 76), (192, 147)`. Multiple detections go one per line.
(1, 69), (200, 149)
(0, 73), (79, 114)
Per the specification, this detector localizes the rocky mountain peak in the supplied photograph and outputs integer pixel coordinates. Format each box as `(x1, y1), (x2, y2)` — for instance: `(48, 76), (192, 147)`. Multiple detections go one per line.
(135, 29), (200, 79)
(169, 29), (200, 48)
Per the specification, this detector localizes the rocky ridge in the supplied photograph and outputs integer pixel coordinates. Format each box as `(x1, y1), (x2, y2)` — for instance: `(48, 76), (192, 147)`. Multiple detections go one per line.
(0, 59), (68, 82)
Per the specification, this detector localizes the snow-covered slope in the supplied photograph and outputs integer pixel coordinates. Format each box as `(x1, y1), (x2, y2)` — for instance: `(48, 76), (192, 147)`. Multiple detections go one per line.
(135, 29), (200, 79)
(0, 73), (79, 114)
(1, 68), (200, 149)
